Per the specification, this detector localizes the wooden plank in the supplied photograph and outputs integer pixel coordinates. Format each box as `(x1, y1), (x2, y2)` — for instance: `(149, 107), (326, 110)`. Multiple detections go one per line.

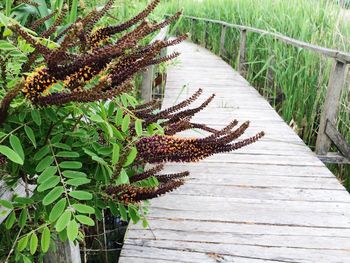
(316, 60), (348, 155)
(122, 239), (350, 263)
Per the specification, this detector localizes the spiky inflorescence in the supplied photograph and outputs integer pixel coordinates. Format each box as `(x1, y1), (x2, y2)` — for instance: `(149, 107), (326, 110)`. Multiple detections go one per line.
(105, 179), (185, 204)
(22, 67), (57, 101)
(88, 0), (160, 47)
(30, 11), (58, 30)
(0, 0), (187, 114)
(41, 7), (67, 38)
(136, 129), (265, 163)
(129, 164), (164, 183)
(156, 171), (189, 183)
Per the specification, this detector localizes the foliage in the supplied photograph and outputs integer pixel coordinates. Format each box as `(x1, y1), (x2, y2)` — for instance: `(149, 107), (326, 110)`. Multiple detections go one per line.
(0, 0), (264, 262)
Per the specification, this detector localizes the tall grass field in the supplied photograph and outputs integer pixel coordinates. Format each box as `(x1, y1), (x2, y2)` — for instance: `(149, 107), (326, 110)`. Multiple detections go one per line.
(159, 0), (350, 187)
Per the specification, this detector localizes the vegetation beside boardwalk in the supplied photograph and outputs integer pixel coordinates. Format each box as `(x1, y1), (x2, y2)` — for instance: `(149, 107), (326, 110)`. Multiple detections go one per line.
(163, 0), (350, 188)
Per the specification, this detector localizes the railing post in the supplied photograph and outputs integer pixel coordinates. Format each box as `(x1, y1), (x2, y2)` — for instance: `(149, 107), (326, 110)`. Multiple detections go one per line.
(191, 19), (195, 41)
(204, 21), (209, 48)
(238, 29), (247, 77)
(141, 66), (154, 103)
(220, 25), (227, 57)
(315, 59), (348, 155)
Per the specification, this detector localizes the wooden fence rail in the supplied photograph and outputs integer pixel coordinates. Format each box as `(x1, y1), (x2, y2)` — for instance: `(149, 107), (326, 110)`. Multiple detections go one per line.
(167, 14), (350, 164)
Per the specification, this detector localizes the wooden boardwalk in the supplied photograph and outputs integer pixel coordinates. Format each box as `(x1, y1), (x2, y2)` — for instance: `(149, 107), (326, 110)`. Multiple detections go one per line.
(119, 41), (350, 263)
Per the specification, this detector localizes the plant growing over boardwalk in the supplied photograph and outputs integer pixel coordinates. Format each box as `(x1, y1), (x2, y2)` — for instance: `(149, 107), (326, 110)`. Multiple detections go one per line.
(0, 0), (264, 261)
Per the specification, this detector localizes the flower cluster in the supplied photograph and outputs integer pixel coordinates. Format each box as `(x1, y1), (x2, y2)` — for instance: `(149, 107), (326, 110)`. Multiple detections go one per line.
(105, 180), (185, 204)
(0, 0), (185, 125)
(134, 89), (265, 163)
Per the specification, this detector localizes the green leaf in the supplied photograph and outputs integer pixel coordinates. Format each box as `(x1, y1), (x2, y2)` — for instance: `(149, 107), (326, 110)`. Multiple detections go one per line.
(56, 151), (80, 158)
(34, 146), (50, 160)
(62, 170), (87, 179)
(43, 186), (64, 205)
(49, 198), (66, 222)
(121, 94), (128, 108)
(22, 255), (31, 263)
(115, 108), (123, 125)
(89, 114), (104, 123)
(123, 147), (137, 167)
(18, 209), (27, 228)
(53, 143), (71, 150)
(103, 121), (114, 138)
(0, 145), (23, 165)
(65, 178), (91, 187)
(35, 156), (54, 173)
(59, 161), (82, 169)
(38, 166), (57, 184)
(9, 135), (24, 161)
(75, 215), (95, 226)
(118, 203), (128, 221)
(41, 226), (50, 253)
(109, 201), (119, 216)
(13, 197), (33, 205)
(51, 134), (63, 144)
(69, 191), (92, 200)
(128, 205), (140, 224)
(0, 199), (13, 209)
(91, 155), (107, 165)
(55, 210), (71, 232)
(121, 114), (130, 133)
(29, 232), (38, 255)
(72, 204), (95, 214)
(67, 220), (79, 241)
(37, 176), (60, 192)
(17, 235), (29, 252)
(111, 126), (124, 140)
(31, 109), (41, 126)
(5, 211), (16, 229)
(135, 119), (143, 136)
(24, 126), (36, 148)
(142, 219), (149, 228)
(116, 169), (129, 185)
(111, 144), (120, 166)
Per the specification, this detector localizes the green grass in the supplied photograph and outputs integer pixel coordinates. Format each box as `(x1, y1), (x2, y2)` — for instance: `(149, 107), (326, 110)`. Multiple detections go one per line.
(159, 0), (350, 187)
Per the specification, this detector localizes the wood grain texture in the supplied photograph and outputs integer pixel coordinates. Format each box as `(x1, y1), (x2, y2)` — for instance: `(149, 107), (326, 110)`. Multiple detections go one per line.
(119, 40), (350, 263)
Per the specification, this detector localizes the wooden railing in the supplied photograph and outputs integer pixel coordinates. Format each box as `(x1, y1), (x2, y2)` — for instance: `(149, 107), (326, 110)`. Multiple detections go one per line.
(168, 14), (350, 164)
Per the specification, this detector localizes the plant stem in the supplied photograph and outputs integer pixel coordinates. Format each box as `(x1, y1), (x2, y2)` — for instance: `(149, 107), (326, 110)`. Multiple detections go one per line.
(48, 139), (71, 206)
(4, 227), (22, 263)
